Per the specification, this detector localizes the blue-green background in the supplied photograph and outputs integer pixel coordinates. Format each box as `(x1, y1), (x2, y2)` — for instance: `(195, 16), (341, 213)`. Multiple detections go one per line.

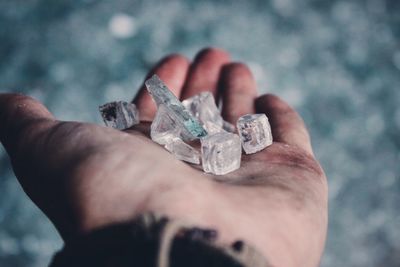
(1, 0), (399, 266)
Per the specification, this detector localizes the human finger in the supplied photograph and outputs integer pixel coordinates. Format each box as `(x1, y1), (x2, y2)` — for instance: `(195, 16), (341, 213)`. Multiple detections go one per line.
(255, 94), (313, 154)
(180, 48), (230, 100)
(0, 93), (56, 156)
(219, 62), (258, 124)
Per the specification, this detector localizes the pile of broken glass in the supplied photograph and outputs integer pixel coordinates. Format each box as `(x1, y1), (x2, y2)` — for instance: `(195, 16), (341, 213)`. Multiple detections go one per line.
(99, 75), (273, 175)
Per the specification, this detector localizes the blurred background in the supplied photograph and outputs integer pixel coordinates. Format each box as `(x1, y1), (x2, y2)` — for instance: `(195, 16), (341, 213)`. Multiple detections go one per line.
(0, 0), (399, 266)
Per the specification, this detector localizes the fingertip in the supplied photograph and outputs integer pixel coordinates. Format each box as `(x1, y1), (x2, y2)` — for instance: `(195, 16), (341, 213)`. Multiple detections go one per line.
(219, 62), (258, 97)
(0, 93), (54, 123)
(143, 54), (190, 91)
(194, 47), (231, 63)
(151, 54), (191, 92)
(255, 94), (313, 154)
(156, 54), (191, 78)
(0, 93), (54, 152)
(133, 54), (190, 120)
(220, 62), (258, 123)
(160, 53), (190, 65)
(181, 47), (230, 100)
(220, 62), (254, 79)
(255, 94), (290, 113)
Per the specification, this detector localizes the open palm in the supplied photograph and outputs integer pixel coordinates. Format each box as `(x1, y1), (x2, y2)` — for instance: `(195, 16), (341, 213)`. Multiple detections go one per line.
(0, 48), (327, 267)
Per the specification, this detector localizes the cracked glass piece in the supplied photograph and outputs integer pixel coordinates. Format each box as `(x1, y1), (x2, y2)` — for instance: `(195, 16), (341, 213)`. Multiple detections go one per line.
(237, 114), (272, 154)
(99, 101), (139, 130)
(145, 75), (207, 139)
(202, 121), (225, 134)
(182, 92), (224, 134)
(151, 104), (180, 145)
(165, 138), (200, 164)
(201, 132), (241, 175)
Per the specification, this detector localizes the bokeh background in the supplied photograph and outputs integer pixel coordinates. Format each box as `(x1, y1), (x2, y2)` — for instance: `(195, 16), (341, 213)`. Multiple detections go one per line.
(1, 0), (399, 266)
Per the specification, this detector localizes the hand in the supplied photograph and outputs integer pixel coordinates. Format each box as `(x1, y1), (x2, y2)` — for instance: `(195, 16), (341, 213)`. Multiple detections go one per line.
(0, 48), (327, 267)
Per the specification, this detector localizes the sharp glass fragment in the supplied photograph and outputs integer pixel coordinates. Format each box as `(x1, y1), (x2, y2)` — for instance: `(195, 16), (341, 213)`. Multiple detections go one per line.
(99, 101), (139, 130)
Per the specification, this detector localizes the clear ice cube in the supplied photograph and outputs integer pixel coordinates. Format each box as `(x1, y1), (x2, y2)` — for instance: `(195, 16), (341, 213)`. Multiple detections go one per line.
(145, 75), (207, 139)
(201, 132), (241, 175)
(165, 138), (200, 164)
(99, 101), (139, 130)
(237, 114), (272, 154)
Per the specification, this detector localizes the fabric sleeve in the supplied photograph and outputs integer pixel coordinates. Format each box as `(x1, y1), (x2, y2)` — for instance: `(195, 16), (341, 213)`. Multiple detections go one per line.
(50, 213), (270, 267)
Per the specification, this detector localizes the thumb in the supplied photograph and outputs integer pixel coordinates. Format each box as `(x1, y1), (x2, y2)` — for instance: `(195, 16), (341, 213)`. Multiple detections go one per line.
(0, 93), (56, 157)
(0, 94), (78, 239)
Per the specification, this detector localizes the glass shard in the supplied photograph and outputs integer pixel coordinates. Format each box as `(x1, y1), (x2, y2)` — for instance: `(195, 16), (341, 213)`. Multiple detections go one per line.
(182, 92), (224, 134)
(201, 132), (241, 175)
(165, 138), (200, 164)
(183, 92), (236, 134)
(237, 114), (272, 154)
(145, 75), (207, 139)
(151, 104), (180, 145)
(99, 101), (139, 130)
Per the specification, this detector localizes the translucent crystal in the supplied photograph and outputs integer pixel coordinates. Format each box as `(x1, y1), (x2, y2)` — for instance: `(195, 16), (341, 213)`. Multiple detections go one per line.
(151, 104), (180, 145)
(165, 138), (200, 164)
(99, 101), (139, 130)
(201, 132), (241, 175)
(182, 91), (236, 134)
(145, 75), (207, 139)
(222, 120), (236, 133)
(182, 92), (222, 133)
(237, 114), (273, 154)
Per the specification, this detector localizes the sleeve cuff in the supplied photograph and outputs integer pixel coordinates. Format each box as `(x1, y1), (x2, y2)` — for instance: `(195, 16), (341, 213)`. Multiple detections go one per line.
(50, 213), (270, 267)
